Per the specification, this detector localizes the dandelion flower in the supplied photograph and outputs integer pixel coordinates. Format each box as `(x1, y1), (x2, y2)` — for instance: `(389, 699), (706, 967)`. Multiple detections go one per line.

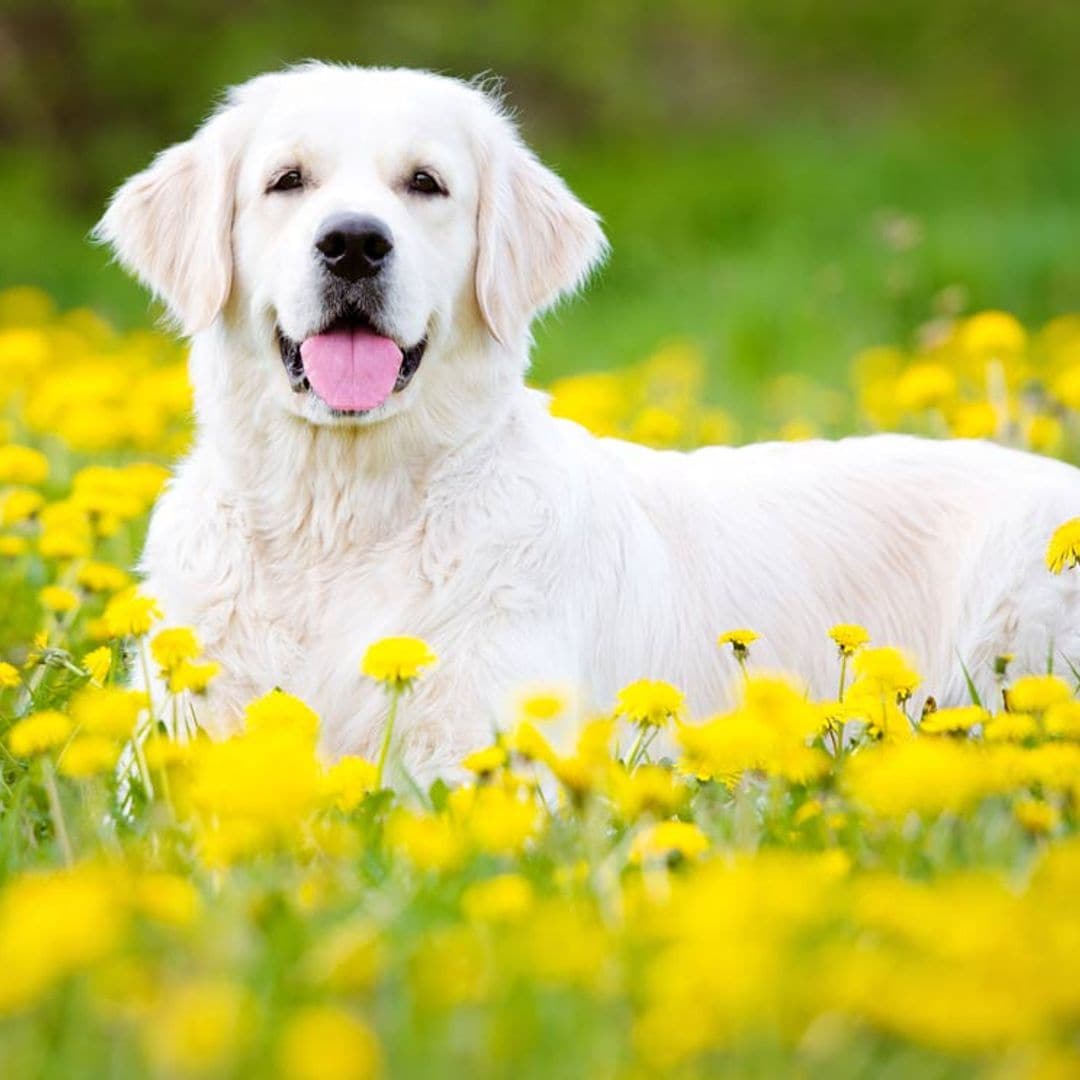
(150, 627), (201, 673)
(0, 444), (48, 486)
(828, 623), (870, 656)
(81, 646), (112, 685)
(984, 712), (1039, 742)
(462, 745), (507, 775)
(849, 646), (921, 702)
(895, 363), (957, 413)
(717, 628), (760, 653)
(361, 636), (437, 690)
(321, 757), (378, 812)
(39, 585), (79, 614)
(919, 705), (988, 735)
(1046, 518), (1080, 574)
(960, 310), (1027, 354)
(8, 710), (72, 756)
(102, 589), (162, 638)
(1015, 799), (1060, 835)
(614, 679), (684, 727)
(1045, 700), (1080, 739)
(628, 820), (709, 865)
(0, 661), (21, 689)
(0, 534), (28, 558)
(1, 488), (44, 526)
(505, 721), (555, 765)
(1006, 674), (1071, 714)
(69, 686), (146, 740)
(167, 660), (220, 695)
(76, 560), (131, 594)
(58, 735), (120, 778)
(244, 689), (320, 741)
(516, 686), (569, 722)
(278, 1005), (381, 1080)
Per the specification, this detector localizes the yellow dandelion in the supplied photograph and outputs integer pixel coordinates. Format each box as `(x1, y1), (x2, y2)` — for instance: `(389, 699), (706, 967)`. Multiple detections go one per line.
(102, 589), (162, 638)
(69, 686), (146, 740)
(58, 735), (120, 778)
(38, 584), (79, 614)
(0, 661), (21, 689)
(8, 710), (72, 756)
(81, 646), (112, 686)
(1045, 700), (1080, 739)
(717, 628), (760, 652)
(0, 444), (49, 486)
(361, 636), (437, 689)
(1046, 518), (1080, 574)
(894, 363), (957, 413)
(505, 721), (555, 765)
(614, 679), (684, 727)
(166, 660), (220, 695)
(1015, 799), (1060, 835)
(150, 627), (201, 673)
(628, 820), (709, 865)
(849, 646), (921, 702)
(143, 734), (192, 772)
(828, 623), (870, 656)
(984, 711), (1039, 742)
(462, 745), (507, 776)
(959, 310), (1027, 354)
(321, 757), (378, 812)
(278, 1005), (381, 1080)
(919, 705), (988, 735)
(1006, 674), (1071, 714)
(1, 488), (44, 526)
(76, 561), (131, 594)
(244, 689), (320, 741)
(0, 534), (29, 558)
(516, 686), (568, 723)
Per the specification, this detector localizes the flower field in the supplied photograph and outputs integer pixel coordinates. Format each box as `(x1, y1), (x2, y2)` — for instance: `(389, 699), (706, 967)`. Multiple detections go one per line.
(2, 285), (1080, 1078)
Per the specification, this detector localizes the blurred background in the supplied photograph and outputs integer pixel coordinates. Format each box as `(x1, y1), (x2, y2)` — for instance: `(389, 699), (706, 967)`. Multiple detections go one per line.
(2, 0), (1079, 413)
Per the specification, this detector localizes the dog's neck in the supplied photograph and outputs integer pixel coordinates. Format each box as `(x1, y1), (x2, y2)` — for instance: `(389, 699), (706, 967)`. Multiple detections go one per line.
(187, 326), (532, 557)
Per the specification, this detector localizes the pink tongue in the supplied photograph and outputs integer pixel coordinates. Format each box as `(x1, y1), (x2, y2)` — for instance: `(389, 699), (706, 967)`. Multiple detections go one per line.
(300, 328), (403, 411)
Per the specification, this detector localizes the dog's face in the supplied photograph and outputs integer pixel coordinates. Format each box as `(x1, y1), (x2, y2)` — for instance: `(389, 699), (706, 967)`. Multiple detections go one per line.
(98, 65), (607, 428)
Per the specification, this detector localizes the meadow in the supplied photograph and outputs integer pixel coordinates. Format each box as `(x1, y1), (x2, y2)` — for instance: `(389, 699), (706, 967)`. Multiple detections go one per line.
(4, 1), (1080, 1071)
(0, 270), (1079, 1078)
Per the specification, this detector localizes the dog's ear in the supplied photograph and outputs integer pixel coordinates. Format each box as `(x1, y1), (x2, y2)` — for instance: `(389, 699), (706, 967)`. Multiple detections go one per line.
(94, 107), (242, 335)
(475, 124), (608, 346)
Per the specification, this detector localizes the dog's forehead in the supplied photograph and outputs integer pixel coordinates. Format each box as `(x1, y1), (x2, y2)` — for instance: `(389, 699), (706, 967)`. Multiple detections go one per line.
(242, 68), (481, 159)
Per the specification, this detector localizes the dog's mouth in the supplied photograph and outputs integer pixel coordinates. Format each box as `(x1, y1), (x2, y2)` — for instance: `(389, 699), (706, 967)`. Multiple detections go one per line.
(277, 308), (426, 414)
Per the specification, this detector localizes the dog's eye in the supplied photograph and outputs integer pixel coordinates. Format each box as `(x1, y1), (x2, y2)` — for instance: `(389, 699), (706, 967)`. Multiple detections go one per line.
(267, 169), (304, 194)
(407, 170), (447, 197)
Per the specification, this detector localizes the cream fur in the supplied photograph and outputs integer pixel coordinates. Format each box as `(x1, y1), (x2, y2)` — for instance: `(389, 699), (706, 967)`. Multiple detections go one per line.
(99, 64), (1080, 782)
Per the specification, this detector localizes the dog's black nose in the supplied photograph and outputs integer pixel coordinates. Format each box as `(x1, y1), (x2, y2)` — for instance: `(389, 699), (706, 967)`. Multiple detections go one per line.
(314, 213), (394, 280)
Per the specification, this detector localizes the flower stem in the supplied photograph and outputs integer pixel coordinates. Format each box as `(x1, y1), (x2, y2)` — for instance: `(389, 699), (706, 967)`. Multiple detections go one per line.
(375, 686), (402, 789)
(625, 723), (647, 770)
(42, 758), (73, 867)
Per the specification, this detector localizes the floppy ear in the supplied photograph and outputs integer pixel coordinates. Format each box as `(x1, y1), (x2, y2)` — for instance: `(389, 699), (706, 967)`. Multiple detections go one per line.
(95, 108), (242, 335)
(475, 126), (608, 345)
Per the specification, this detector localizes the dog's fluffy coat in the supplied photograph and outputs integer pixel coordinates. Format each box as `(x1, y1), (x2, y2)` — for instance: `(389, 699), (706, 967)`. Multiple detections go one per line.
(99, 64), (1080, 780)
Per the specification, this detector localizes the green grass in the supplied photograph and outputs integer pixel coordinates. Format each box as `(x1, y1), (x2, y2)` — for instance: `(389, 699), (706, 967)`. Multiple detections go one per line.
(5, 118), (1080, 420)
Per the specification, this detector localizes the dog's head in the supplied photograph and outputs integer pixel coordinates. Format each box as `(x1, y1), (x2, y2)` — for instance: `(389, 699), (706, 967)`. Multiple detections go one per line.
(96, 64), (607, 428)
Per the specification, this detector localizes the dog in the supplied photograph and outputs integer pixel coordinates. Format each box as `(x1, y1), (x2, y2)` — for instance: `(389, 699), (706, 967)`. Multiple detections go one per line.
(98, 63), (1080, 779)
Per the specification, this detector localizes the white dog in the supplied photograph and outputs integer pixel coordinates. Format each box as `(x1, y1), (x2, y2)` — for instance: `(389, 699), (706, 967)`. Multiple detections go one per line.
(98, 63), (1080, 778)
